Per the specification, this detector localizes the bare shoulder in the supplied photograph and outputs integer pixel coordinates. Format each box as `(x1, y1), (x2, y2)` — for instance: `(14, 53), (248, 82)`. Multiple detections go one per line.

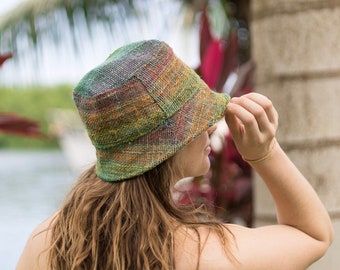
(15, 213), (57, 270)
(224, 223), (328, 270)
(174, 224), (238, 270)
(175, 222), (326, 270)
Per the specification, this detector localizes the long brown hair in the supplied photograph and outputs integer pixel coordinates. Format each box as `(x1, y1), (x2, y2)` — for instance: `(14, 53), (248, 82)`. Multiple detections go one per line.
(48, 160), (231, 269)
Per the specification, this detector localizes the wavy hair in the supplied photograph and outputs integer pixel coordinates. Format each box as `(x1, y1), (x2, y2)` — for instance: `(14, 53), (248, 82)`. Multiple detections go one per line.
(47, 160), (232, 270)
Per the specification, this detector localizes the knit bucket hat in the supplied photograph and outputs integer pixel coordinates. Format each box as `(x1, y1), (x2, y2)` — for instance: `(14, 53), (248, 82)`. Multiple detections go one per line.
(73, 40), (230, 182)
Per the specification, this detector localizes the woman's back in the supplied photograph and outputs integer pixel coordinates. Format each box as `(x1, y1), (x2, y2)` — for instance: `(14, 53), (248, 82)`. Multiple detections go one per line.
(17, 206), (332, 270)
(17, 213), (235, 270)
(17, 215), (236, 270)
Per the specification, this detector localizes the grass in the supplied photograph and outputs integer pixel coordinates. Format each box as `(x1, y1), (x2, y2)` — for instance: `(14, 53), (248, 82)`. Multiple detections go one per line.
(0, 84), (76, 149)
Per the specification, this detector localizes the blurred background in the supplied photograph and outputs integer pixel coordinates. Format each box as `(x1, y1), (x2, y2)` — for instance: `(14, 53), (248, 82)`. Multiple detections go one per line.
(0, 0), (339, 269)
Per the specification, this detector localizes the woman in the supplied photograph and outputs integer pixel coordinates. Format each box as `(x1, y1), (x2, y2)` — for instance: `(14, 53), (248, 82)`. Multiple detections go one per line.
(16, 40), (333, 270)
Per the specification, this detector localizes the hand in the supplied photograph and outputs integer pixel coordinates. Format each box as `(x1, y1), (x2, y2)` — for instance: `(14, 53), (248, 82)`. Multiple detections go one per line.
(225, 93), (278, 161)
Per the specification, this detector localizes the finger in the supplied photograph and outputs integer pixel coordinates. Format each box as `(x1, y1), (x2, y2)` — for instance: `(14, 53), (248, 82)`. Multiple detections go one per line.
(243, 93), (278, 128)
(226, 101), (260, 139)
(230, 96), (271, 134)
(225, 104), (244, 140)
(232, 94), (278, 136)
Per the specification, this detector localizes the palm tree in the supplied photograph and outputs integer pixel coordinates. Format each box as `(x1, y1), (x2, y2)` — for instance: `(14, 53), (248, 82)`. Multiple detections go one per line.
(0, 0), (215, 85)
(0, 0), (197, 53)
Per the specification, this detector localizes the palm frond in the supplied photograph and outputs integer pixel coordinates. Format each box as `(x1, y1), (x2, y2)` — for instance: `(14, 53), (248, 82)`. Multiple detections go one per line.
(0, 0), (154, 51)
(0, 0), (235, 85)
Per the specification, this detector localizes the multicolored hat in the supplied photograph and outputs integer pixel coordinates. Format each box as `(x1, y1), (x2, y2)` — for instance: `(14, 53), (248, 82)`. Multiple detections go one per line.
(73, 40), (230, 182)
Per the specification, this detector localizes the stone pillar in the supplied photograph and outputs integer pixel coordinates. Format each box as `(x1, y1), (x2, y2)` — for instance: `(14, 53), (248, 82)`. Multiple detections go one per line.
(251, 1), (340, 269)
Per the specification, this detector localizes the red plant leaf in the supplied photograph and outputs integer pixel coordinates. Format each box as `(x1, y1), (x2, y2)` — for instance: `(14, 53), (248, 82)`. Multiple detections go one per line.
(200, 40), (224, 89)
(0, 52), (13, 67)
(199, 8), (214, 62)
(215, 30), (239, 92)
(0, 113), (45, 138)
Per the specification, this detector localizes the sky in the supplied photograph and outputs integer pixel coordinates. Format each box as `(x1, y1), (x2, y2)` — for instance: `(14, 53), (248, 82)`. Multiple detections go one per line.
(0, 0), (24, 16)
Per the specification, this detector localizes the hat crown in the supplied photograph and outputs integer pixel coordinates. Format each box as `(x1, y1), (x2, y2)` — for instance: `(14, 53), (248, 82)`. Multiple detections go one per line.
(75, 40), (160, 97)
(73, 40), (204, 149)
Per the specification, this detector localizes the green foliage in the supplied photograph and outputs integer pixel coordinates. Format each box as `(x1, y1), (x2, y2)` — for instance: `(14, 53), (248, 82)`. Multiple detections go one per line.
(0, 84), (76, 149)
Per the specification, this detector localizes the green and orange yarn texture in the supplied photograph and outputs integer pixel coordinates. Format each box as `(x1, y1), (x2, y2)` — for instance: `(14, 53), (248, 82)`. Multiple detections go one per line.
(73, 40), (230, 182)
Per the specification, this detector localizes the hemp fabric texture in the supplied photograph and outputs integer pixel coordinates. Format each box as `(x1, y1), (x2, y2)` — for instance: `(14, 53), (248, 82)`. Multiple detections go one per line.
(73, 40), (230, 182)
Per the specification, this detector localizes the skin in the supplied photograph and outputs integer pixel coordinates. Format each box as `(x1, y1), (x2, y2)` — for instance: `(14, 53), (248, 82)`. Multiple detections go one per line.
(175, 93), (334, 270)
(16, 93), (334, 270)
(172, 124), (217, 179)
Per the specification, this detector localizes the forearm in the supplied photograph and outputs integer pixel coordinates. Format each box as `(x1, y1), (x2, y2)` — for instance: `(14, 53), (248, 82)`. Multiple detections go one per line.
(250, 141), (334, 244)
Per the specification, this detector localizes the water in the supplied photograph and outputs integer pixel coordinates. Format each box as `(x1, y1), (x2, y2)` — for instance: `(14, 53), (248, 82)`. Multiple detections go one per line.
(0, 150), (74, 270)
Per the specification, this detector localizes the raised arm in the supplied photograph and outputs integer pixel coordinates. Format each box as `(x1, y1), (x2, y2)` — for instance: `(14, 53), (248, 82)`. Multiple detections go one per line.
(223, 93), (334, 269)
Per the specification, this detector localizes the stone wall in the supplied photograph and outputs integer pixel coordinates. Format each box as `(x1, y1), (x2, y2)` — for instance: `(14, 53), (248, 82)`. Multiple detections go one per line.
(251, 1), (340, 269)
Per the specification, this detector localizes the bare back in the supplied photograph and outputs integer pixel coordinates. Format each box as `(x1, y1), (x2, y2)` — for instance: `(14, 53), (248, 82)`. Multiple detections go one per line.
(16, 213), (330, 270)
(15, 215), (54, 270)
